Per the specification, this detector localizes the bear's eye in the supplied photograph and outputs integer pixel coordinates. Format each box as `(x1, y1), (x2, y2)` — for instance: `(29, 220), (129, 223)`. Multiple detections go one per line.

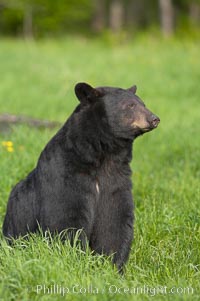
(128, 103), (135, 109)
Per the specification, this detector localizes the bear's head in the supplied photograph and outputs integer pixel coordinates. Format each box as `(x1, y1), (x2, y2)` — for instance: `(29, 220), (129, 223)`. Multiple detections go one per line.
(75, 82), (160, 140)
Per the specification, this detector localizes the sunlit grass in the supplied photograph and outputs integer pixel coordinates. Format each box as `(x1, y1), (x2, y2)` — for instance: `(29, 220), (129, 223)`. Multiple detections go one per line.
(0, 37), (200, 300)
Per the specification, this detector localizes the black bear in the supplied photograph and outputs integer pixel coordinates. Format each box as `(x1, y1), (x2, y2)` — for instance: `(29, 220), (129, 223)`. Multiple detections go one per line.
(3, 83), (160, 272)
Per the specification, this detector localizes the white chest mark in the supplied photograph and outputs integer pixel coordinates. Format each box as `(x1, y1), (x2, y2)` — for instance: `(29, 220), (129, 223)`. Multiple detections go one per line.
(96, 182), (100, 194)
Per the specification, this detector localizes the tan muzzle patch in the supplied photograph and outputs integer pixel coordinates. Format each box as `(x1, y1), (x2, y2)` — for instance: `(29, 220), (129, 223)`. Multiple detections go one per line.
(131, 118), (149, 129)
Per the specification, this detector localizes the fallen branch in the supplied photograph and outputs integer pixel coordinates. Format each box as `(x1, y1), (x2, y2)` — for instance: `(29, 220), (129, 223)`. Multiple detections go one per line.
(0, 113), (61, 130)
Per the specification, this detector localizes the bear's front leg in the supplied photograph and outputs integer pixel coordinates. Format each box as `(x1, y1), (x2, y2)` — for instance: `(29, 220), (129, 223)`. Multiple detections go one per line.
(38, 177), (97, 251)
(112, 189), (134, 273)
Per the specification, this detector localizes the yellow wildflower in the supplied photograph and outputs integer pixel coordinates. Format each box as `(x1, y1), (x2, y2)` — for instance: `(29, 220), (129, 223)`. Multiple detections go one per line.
(2, 141), (13, 147)
(2, 141), (14, 152)
(7, 141), (13, 147)
(7, 146), (14, 152)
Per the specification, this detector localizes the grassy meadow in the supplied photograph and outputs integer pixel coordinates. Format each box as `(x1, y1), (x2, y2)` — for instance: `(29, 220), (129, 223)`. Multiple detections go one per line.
(0, 37), (200, 301)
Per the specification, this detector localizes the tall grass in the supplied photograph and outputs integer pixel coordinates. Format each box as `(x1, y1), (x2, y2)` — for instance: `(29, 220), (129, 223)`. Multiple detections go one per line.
(0, 37), (199, 300)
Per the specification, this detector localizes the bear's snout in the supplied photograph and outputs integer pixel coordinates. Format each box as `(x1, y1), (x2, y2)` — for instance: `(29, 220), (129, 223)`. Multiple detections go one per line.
(131, 110), (160, 133)
(150, 114), (160, 128)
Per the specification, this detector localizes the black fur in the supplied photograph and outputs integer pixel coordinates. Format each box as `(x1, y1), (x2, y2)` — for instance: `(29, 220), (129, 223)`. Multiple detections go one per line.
(2, 83), (160, 272)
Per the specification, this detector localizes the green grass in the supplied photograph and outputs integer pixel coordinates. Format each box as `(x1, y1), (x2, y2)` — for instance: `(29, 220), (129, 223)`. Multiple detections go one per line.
(0, 37), (200, 301)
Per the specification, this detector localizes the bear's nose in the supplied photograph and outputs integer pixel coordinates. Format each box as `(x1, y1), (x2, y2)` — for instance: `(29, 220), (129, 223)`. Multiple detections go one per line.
(151, 115), (160, 128)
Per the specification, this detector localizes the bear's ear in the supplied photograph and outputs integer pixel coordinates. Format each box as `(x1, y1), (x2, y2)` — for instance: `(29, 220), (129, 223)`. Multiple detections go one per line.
(128, 85), (137, 94)
(75, 82), (102, 104)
